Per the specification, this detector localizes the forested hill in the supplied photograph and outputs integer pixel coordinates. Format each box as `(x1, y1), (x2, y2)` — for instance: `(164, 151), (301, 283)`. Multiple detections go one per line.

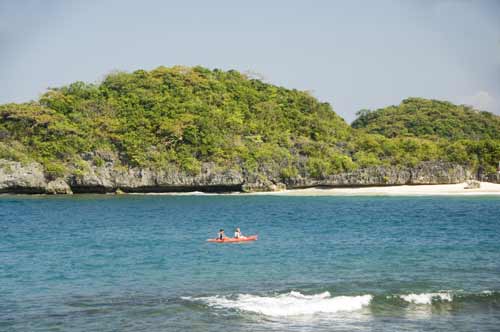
(0, 67), (499, 193)
(352, 97), (500, 140)
(0, 66), (353, 178)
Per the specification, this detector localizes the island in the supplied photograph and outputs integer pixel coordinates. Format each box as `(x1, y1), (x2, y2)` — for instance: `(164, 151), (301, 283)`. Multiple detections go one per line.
(1, 66), (499, 194)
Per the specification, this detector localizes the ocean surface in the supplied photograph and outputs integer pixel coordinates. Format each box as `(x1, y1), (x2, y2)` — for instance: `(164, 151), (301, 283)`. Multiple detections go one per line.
(1, 194), (500, 331)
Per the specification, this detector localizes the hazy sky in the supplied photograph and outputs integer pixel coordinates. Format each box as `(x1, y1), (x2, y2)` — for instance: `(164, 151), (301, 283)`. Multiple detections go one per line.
(1, 0), (499, 122)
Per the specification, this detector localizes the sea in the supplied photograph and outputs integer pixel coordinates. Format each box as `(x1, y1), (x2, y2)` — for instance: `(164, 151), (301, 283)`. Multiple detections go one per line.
(1, 194), (499, 331)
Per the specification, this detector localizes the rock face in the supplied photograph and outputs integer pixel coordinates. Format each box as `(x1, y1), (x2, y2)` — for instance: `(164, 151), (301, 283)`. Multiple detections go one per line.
(482, 173), (500, 184)
(67, 162), (244, 193)
(0, 160), (47, 194)
(46, 179), (73, 195)
(242, 180), (286, 193)
(285, 161), (471, 188)
(0, 158), (475, 194)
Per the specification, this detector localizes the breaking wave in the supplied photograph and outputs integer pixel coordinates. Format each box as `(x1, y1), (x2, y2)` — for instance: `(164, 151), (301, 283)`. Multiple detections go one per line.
(399, 292), (453, 304)
(183, 291), (372, 316)
(183, 290), (500, 317)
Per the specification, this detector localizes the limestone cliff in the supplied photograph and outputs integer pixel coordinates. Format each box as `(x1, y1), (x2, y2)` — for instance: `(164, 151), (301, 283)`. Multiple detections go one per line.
(0, 157), (473, 194)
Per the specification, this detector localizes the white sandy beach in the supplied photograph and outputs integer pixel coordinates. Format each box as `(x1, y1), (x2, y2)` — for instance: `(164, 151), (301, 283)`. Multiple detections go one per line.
(134, 182), (500, 196)
(263, 182), (500, 196)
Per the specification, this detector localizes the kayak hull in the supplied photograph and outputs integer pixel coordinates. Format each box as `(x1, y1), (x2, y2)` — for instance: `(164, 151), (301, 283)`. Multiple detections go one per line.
(207, 235), (258, 243)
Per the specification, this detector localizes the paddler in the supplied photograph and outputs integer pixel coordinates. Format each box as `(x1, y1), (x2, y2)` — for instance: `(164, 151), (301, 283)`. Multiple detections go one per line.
(217, 229), (226, 240)
(234, 227), (246, 239)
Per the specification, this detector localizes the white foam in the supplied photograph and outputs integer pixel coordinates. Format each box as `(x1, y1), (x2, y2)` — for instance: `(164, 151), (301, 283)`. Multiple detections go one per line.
(184, 291), (373, 316)
(400, 292), (452, 304)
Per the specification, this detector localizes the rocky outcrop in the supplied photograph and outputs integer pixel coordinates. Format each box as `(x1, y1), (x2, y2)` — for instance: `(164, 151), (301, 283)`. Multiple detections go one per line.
(242, 179), (286, 193)
(0, 158), (475, 194)
(67, 162), (244, 193)
(46, 179), (73, 195)
(464, 180), (480, 189)
(0, 160), (47, 194)
(482, 173), (500, 184)
(285, 161), (471, 188)
(0, 160), (73, 194)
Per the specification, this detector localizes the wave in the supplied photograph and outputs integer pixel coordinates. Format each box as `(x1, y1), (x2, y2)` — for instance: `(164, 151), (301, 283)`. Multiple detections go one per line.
(183, 291), (372, 316)
(183, 290), (500, 317)
(396, 290), (500, 305)
(398, 292), (453, 304)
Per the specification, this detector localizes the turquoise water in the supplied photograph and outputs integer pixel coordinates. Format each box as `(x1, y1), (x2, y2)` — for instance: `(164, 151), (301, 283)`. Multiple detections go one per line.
(1, 194), (500, 331)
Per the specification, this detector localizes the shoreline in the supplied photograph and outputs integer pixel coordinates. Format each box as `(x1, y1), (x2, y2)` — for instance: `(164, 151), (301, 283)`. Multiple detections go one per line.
(3, 182), (500, 197)
(253, 182), (500, 196)
(123, 181), (500, 196)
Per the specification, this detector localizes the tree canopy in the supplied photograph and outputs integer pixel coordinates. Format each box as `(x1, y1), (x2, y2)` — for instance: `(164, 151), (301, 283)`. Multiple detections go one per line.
(351, 97), (500, 173)
(1, 68), (499, 178)
(352, 97), (500, 140)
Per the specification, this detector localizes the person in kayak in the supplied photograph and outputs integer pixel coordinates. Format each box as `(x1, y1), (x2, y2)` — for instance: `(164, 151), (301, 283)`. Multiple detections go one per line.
(217, 229), (226, 240)
(234, 227), (246, 239)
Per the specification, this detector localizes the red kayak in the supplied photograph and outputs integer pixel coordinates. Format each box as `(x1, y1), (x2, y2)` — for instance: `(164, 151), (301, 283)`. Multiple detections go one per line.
(207, 235), (258, 243)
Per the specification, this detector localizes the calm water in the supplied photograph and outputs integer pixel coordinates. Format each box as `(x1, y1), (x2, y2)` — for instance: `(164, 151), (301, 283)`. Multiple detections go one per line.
(1, 194), (500, 331)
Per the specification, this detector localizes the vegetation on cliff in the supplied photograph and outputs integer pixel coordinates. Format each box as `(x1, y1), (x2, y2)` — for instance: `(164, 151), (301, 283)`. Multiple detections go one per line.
(0, 67), (499, 180)
(352, 98), (500, 173)
(1, 66), (353, 179)
(352, 97), (500, 140)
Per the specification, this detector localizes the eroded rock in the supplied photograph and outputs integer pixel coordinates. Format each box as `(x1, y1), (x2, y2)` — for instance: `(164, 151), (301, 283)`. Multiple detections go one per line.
(0, 158), (479, 194)
(46, 179), (73, 195)
(0, 160), (47, 193)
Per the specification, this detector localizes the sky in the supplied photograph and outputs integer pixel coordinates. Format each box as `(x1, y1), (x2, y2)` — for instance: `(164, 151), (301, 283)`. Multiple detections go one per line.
(1, 0), (499, 122)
